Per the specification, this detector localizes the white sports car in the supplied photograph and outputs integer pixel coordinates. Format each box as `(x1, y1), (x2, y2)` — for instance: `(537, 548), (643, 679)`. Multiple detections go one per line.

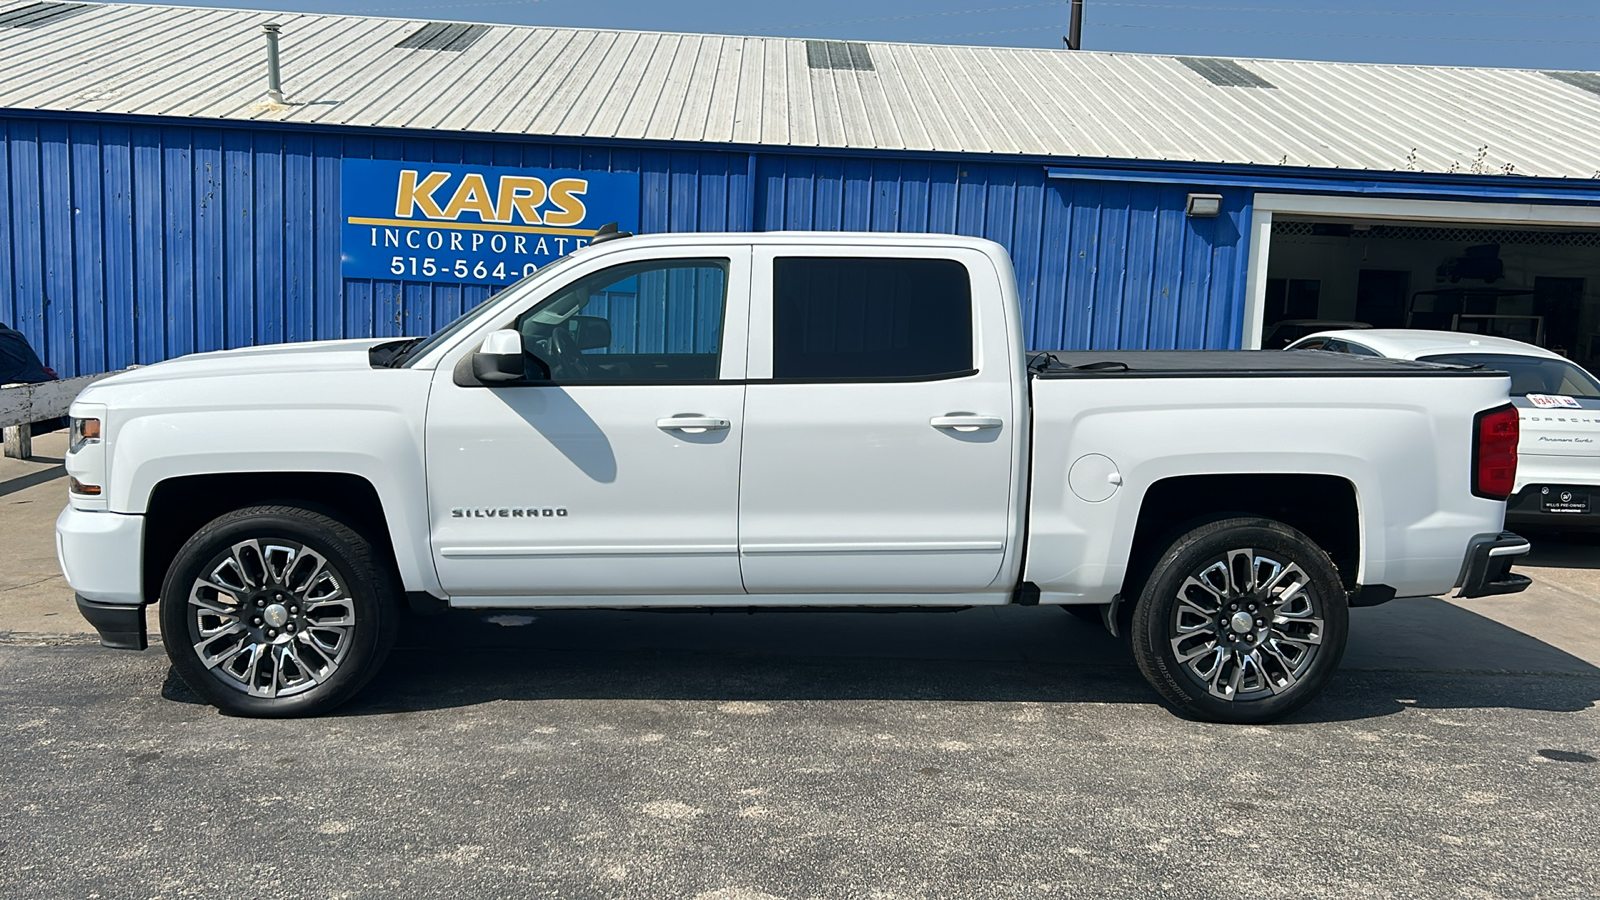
(1286, 329), (1600, 532)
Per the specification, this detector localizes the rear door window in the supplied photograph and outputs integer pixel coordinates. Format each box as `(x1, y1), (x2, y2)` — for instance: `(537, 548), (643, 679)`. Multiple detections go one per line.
(771, 257), (973, 380)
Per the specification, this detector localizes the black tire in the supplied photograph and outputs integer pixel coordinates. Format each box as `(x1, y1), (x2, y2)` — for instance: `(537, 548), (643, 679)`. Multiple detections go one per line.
(158, 505), (400, 717)
(1130, 517), (1348, 724)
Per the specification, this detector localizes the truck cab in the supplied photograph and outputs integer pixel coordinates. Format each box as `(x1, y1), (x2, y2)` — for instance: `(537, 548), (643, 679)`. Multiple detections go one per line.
(420, 234), (1029, 605)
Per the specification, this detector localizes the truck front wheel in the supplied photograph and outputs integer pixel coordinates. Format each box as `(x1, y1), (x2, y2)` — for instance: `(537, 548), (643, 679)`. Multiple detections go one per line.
(1130, 517), (1348, 724)
(158, 505), (399, 717)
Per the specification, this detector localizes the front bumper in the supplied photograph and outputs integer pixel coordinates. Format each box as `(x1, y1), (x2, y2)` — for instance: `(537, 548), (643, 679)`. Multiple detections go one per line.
(1455, 531), (1532, 599)
(55, 505), (144, 606)
(56, 505), (148, 649)
(75, 595), (147, 651)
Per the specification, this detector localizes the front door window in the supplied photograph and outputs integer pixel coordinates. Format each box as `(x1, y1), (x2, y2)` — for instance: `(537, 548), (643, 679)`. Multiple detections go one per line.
(514, 259), (729, 383)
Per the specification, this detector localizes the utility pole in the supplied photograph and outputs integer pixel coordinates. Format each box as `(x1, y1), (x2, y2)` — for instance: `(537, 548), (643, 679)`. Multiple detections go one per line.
(1065, 0), (1084, 50)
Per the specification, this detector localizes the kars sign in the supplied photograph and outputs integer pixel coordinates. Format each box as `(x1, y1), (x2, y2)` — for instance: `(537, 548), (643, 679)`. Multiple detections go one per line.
(340, 159), (640, 285)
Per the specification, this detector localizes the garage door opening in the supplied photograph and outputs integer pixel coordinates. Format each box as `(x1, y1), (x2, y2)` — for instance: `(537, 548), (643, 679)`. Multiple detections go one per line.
(1262, 220), (1600, 364)
(1245, 195), (1600, 370)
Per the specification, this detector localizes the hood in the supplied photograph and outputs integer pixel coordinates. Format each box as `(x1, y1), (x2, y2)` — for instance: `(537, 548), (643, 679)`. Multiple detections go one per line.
(83, 338), (399, 391)
(1513, 396), (1600, 459)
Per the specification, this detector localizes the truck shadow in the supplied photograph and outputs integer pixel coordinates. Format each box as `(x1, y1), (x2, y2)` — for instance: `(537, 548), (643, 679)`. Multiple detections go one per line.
(259, 599), (1600, 725)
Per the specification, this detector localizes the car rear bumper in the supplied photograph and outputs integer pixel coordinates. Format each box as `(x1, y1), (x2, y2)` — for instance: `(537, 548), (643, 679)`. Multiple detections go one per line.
(1455, 531), (1532, 599)
(1507, 484), (1600, 531)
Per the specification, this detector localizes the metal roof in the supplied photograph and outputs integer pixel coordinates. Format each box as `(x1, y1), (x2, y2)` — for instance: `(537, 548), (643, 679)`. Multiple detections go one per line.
(3, 0), (1600, 179)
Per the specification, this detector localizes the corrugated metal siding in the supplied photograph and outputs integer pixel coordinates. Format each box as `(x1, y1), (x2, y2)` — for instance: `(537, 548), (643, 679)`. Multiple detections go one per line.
(2, 1), (1599, 179)
(1, 115), (1245, 377)
(754, 155), (1246, 351)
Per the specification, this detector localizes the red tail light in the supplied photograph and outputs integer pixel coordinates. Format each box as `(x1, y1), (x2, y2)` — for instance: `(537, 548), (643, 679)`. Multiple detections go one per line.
(1472, 404), (1519, 500)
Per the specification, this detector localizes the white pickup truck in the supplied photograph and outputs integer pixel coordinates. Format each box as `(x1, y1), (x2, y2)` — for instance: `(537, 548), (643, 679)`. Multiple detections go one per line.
(58, 231), (1531, 723)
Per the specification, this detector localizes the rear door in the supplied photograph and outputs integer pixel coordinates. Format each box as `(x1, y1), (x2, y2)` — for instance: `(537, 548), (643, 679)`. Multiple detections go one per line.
(737, 246), (1019, 595)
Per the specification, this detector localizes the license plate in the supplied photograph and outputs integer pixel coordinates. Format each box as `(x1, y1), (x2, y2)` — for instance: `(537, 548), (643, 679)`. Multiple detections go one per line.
(1540, 488), (1591, 514)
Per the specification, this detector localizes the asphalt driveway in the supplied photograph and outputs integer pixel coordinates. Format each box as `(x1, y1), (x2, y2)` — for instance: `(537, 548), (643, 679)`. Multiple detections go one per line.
(2, 434), (1596, 899)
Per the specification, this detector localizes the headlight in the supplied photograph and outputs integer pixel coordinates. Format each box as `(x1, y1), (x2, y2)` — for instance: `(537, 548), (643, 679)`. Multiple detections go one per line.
(65, 403), (108, 507)
(69, 416), (101, 453)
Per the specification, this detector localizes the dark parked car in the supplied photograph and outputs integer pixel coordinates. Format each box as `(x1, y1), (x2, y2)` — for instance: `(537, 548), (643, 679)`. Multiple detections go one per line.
(0, 321), (55, 384)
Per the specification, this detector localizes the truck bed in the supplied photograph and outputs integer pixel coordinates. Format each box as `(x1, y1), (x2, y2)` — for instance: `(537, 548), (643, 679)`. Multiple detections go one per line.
(1027, 349), (1505, 379)
(1022, 347), (1515, 606)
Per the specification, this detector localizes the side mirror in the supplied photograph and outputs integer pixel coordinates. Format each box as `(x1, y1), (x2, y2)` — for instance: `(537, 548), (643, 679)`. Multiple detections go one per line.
(567, 315), (612, 351)
(471, 329), (529, 383)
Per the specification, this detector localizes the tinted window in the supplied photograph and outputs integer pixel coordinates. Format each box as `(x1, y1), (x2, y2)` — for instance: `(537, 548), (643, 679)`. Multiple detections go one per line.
(772, 257), (972, 380)
(401, 251), (586, 368)
(515, 258), (728, 383)
(1419, 353), (1600, 399)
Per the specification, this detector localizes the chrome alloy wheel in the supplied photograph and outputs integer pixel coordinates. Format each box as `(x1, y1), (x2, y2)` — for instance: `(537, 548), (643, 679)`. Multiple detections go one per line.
(186, 539), (356, 698)
(1169, 549), (1325, 701)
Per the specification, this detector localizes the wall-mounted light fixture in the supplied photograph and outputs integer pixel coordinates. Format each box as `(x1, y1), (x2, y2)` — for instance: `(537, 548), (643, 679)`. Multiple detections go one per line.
(1186, 193), (1223, 217)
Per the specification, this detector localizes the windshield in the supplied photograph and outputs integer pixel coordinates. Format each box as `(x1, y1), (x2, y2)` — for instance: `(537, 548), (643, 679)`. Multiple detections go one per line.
(1419, 353), (1600, 400)
(396, 252), (587, 367)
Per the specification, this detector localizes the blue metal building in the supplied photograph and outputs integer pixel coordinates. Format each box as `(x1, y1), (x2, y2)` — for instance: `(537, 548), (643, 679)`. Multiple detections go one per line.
(2, 1), (1599, 377)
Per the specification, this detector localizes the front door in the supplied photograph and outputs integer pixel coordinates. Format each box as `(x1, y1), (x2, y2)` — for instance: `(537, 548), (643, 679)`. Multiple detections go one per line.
(426, 248), (751, 602)
(737, 247), (1019, 595)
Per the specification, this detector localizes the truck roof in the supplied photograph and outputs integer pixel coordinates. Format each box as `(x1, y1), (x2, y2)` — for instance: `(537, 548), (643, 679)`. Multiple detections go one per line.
(578, 230), (1007, 252)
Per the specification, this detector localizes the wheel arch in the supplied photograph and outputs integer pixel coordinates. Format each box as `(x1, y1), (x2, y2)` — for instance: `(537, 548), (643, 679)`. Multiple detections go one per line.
(142, 472), (405, 608)
(1123, 473), (1361, 602)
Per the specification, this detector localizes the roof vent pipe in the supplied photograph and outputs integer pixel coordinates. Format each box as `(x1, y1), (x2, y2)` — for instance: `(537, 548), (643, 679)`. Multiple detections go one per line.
(1065, 0), (1084, 50)
(262, 23), (285, 104)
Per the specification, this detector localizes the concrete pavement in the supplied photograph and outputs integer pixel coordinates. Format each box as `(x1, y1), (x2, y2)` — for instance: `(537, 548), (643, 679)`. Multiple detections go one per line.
(0, 430), (110, 641)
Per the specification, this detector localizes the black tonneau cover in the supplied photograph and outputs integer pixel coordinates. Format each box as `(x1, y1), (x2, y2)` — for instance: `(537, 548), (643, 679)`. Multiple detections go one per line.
(1027, 349), (1502, 379)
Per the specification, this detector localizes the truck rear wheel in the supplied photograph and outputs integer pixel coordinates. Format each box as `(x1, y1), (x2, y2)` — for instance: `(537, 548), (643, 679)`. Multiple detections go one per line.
(158, 505), (399, 717)
(1130, 517), (1348, 724)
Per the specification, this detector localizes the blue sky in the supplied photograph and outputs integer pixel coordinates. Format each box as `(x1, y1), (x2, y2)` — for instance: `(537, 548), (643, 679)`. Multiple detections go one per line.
(133, 0), (1600, 70)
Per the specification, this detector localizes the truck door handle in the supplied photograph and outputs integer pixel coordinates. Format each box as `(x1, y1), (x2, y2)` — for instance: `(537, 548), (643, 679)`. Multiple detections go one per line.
(930, 415), (1004, 433)
(657, 415), (730, 434)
